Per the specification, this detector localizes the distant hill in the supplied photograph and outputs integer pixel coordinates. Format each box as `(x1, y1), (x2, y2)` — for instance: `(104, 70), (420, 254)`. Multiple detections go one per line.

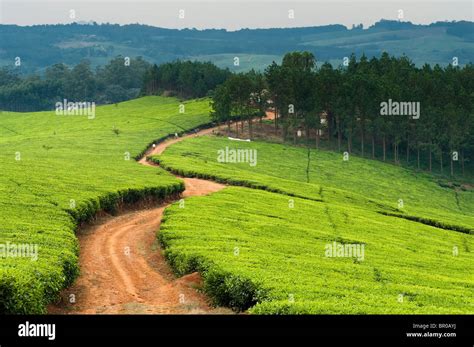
(1, 20), (473, 73)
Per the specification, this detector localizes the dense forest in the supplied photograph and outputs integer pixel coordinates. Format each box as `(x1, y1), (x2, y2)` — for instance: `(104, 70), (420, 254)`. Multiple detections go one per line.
(0, 56), (150, 111)
(0, 58), (231, 111)
(211, 52), (474, 176)
(141, 60), (231, 98)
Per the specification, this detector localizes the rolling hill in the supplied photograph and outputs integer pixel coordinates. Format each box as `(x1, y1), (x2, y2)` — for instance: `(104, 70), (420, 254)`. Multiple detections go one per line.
(0, 96), (472, 314)
(153, 135), (474, 313)
(0, 96), (211, 313)
(1, 20), (473, 74)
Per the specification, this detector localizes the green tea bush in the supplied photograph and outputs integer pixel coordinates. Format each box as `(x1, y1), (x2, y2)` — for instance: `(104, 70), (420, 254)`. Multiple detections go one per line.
(0, 96), (211, 313)
(158, 135), (474, 314)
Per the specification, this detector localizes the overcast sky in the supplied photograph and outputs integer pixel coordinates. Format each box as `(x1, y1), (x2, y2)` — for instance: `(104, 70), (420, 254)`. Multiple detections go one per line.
(1, 0), (472, 30)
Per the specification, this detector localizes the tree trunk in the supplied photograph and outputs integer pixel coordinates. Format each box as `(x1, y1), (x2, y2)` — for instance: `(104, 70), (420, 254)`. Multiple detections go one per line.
(382, 136), (386, 161)
(336, 116), (342, 152)
(440, 151), (443, 174)
(327, 111), (333, 149)
(371, 135), (375, 159)
(396, 143), (398, 163)
(249, 118), (253, 139)
(348, 130), (352, 154)
(429, 144), (432, 172)
(450, 152), (454, 176)
(235, 121), (239, 137)
(417, 144), (420, 170)
(461, 151), (465, 176)
(316, 129), (320, 149)
(397, 144), (400, 164)
(394, 142), (400, 164)
(274, 107), (278, 133)
(406, 138), (409, 163)
(360, 113), (365, 157)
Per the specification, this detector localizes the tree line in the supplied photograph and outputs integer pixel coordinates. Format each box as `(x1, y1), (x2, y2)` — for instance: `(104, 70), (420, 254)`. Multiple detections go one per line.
(210, 52), (474, 176)
(0, 58), (231, 112)
(0, 56), (150, 112)
(141, 60), (231, 99)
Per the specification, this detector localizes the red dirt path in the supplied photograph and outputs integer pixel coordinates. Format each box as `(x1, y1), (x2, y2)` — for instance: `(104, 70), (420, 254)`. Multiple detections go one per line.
(49, 127), (228, 314)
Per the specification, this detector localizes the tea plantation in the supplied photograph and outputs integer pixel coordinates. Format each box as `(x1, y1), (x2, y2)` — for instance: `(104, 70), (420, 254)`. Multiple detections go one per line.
(155, 136), (474, 313)
(0, 96), (211, 313)
(154, 136), (474, 232)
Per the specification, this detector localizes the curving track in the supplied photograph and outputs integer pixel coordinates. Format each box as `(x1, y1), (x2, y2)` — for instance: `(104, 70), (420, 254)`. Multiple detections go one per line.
(49, 127), (228, 314)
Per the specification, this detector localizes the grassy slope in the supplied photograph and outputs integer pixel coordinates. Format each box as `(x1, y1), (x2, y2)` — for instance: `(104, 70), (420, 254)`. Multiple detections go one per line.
(300, 26), (473, 66)
(0, 96), (211, 313)
(154, 136), (474, 231)
(154, 135), (474, 314)
(189, 54), (283, 72)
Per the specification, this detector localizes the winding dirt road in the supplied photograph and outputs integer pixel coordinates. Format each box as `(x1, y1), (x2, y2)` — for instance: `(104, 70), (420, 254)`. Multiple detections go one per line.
(49, 127), (228, 314)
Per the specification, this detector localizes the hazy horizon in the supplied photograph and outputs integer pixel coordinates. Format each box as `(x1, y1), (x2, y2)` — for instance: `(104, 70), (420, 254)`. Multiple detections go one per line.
(1, 0), (472, 31)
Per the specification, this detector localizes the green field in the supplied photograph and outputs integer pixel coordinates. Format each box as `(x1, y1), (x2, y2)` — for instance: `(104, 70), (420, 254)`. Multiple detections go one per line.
(190, 53), (283, 72)
(0, 96), (211, 313)
(1, 97), (472, 314)
(153, 136), (474, 232)
(154, 135), (474, 314)
(300, 26), (472, 66)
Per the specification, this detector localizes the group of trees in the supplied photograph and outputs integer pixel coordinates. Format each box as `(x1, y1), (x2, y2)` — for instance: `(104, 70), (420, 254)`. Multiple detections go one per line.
(211, 70), (268, 138)
(0, 57), (231, 112)
(211, 52), (474, 175)
(0, 56), (150, 111)
(141, 60), (231, 99)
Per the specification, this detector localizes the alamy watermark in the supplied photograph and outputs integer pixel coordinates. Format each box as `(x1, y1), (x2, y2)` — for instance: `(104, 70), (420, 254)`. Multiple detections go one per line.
(325, 241), (365, 261)
(217, 146), (257, 167)
(0, 242), (38, 261)
(380, 99), (420, 119)
(18, 321), (55, 341)
(55, 99), (96, 119)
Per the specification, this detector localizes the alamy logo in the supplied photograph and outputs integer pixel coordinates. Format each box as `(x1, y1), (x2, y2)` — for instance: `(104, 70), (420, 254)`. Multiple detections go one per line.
(0, 242), (38, 261)
(217, 146), (257, 167)
(380, 99), (420, 119)
(325, 241), (365, 261)
(18, 321), (55, 341)
(55, 99), (96, 119)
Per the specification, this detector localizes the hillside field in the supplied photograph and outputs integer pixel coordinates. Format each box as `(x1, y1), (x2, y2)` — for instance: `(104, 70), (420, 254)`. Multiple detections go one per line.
(0, 96), (211, 313)
(154, 136), (474, 232)
(153, 135), (474, 313)
(0, 96), (472, 315)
